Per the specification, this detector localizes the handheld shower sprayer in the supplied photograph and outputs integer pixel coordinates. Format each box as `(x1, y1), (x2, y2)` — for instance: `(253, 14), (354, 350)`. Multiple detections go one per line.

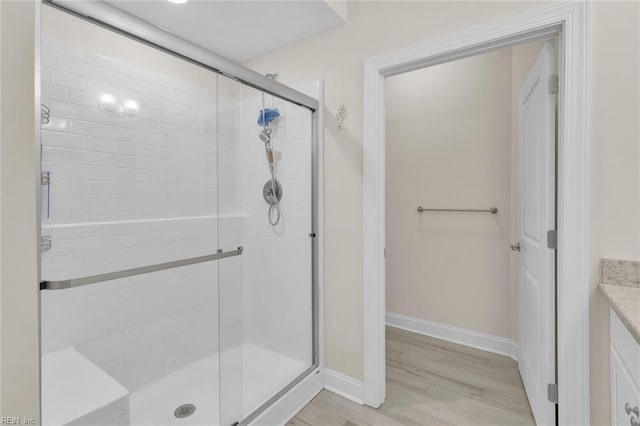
(257, 107), (282, 226)
(259, 127), (271, 143)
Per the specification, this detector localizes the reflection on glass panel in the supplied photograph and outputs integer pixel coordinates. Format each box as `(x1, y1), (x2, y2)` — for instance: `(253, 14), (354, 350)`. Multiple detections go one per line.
(218, 78), (313, 423)
(40, 15), (220, 425)
(40, 7), (316, 426)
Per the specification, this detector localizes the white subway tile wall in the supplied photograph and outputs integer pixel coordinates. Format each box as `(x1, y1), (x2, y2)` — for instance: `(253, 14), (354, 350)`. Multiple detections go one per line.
(40, 37), (315, 423)
(234, 86), (313, 414)
(40, 38), (224, 393)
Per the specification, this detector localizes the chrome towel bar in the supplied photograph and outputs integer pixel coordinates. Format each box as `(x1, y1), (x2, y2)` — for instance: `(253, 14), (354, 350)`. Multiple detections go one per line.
(40, 247), (244, 290)
(417, 206), (498, 214)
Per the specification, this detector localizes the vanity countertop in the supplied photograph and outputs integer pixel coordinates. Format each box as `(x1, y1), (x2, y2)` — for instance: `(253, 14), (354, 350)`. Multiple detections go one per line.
(599, 258), (640, 345)
(599, 283), (640, 345)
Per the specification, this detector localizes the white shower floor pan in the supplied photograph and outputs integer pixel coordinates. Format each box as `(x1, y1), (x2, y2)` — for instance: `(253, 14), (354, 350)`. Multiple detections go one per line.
(130, 343), (308, 426)
(43, 344), (308, 426)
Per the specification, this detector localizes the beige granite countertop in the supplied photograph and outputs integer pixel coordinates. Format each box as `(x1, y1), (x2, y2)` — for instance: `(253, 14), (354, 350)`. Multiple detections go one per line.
(599, 283), (640, 345)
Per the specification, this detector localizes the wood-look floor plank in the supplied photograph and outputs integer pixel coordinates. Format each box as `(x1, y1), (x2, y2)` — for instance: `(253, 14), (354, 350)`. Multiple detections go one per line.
(295, 402), (352, 426)
(386, 347), (403, 361)
(387, 327), (517, 368)
(481, 387), (534, 417)
(293, 327), (535, 425)
(313, 390), (404, 426)
(387, 357), (484, 400)
(388, 339), (522, 387)
(386, 332), (520, 375)
(373, 397), (454, 426)
(286, 416), (312, 425)
(426, 384), (536, 425)
(398, 351), (526, 396)
(385, 382), (483, 425)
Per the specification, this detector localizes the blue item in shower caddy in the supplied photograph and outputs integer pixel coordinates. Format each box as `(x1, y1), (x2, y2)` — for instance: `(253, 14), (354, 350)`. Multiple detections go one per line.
(257, 108), (280, 127)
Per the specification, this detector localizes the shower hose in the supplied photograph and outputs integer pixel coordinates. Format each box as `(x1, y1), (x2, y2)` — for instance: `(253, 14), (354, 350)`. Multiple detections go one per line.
(266, 144), (281, 226)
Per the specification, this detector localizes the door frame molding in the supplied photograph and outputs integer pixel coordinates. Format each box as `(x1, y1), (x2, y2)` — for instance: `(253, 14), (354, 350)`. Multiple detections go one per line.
(361, 2), (590, 424)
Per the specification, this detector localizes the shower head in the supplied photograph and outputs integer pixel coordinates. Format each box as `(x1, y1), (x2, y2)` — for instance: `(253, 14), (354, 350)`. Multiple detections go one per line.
(259, 127), (272, 143)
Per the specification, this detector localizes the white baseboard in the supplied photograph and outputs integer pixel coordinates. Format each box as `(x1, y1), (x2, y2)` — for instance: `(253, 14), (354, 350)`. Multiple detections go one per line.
(250, 368), (323, 425)
(386, 312), (518, 361)
(323, 368), (364, 405)
(509, 340), (519, 362)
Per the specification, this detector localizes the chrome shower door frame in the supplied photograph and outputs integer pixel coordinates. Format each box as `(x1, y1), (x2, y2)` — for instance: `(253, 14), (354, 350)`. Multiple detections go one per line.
(38, 2), (321, 425)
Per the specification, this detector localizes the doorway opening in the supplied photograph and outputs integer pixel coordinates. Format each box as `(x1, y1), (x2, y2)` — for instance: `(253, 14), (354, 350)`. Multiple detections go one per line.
(384, 37), (557, 425)
(362, 3), (589, 425)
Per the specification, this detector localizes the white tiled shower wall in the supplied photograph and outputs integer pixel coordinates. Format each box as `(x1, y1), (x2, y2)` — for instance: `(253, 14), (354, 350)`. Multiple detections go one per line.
(232, 87), (314, 414)
(40, 37), (315, 418)
(40, 38), (229, 391)
(237, 89), (313, 363)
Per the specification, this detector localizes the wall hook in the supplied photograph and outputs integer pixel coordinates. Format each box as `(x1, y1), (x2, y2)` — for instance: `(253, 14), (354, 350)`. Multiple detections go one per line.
(336, 104), (348, 129)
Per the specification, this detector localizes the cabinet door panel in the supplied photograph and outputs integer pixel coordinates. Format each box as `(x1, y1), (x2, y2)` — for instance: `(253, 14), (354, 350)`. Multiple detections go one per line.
(612, 346), (640, 426)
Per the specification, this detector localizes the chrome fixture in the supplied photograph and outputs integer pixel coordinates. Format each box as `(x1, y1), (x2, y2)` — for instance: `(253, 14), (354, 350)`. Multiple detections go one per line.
(417, 206), (498, 214)
(40, 247), (244, 290)
(48, 1), (318, 111)
(259, 127), (272, 143)
(336, 104), (348, 129)
(41, 171), (51, 219)
(263, 179), (283, 205)
(41, 235), (52, 252)
(174, 404), (196, 418)
(41, 104), (50, 124)
(510, 243), (521, 252)
(258, 83), (283, 226)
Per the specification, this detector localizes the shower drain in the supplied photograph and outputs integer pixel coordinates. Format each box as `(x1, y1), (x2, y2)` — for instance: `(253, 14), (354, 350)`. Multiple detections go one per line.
(174, 403), (196, 419)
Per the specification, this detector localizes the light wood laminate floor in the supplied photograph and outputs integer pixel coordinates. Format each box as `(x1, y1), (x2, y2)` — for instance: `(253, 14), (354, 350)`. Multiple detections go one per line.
(289, 326), (536, 425)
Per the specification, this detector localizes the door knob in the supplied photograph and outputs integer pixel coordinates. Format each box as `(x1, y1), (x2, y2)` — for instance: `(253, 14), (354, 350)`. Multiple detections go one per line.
(510, 243), (521, 252)
(626, 402), (639, 417)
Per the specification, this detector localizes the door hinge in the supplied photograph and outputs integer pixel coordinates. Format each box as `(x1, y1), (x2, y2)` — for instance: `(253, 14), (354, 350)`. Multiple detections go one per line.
(384, 248), (386, 258)
(547, 230), (557, 250)
(547, 383), (558, 404)
(548, 75), (558, 95)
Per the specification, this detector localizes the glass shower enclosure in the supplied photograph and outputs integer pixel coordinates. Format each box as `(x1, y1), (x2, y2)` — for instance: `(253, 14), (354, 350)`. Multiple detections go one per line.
(38, 3), (318, 425)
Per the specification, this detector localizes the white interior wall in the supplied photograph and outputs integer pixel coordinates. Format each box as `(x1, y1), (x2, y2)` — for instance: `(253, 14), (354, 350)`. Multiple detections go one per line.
(0, 1), (40, 421)
(384, 48), (513, 340)
(0, 2), (3, 413)
(589, 3), (640, 421)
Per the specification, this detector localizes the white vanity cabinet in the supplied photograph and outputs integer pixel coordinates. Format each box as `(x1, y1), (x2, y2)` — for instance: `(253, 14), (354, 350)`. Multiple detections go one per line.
(611, 309), (640, 426)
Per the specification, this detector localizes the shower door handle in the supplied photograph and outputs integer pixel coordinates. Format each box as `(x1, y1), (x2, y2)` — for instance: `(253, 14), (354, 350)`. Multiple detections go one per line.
(40, 247), (244, 290)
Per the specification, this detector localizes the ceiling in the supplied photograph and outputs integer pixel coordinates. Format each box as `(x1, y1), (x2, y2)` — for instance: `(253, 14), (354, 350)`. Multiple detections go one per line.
(105, 0), (347, 62)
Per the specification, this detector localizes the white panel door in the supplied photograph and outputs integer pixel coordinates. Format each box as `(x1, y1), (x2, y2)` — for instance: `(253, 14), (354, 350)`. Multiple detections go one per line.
(517, 40), (557, 426)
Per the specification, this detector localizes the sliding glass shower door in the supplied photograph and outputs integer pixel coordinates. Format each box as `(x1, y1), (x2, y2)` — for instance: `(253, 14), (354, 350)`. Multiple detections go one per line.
(39, 21), (225, 425)
(39, 6), (317, 426)
(217, 80), (315, 425)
